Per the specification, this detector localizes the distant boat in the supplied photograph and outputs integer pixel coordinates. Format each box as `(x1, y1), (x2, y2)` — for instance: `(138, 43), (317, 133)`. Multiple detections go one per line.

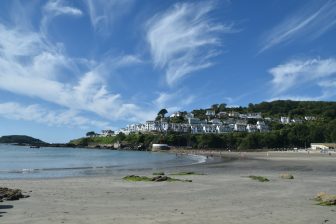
(30, 145), (40, 148)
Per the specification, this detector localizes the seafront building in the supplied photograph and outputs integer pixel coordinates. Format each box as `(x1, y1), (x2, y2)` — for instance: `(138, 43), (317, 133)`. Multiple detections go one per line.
(112, 111), (272, 135)
(99, 111), (318, 136)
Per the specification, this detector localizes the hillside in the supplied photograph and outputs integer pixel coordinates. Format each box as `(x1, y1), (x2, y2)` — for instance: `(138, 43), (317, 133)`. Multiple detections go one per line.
(0, 135), (48, 145)
(70, 100), (336, 150)
(192, 100), (336, 120)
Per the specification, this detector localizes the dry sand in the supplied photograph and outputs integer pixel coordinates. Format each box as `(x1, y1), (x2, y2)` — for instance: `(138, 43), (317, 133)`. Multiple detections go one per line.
(1, 152), (336, 224)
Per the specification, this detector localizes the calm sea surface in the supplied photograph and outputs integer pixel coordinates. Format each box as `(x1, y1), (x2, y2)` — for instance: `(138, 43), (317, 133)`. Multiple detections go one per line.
(0, 144), (205, 179)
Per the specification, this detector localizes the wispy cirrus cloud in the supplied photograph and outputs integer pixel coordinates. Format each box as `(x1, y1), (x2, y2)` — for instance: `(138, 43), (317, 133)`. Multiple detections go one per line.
(0, 102), (109, 129)
(269, 57), (336, 100)
(146, 2), (234, 86)
(260, 0), (336, 53)
(0, 11), (154, 125)
(44, 0), (82, 17)
(85, 0), (133, 35)
(154, 90), (195, 113)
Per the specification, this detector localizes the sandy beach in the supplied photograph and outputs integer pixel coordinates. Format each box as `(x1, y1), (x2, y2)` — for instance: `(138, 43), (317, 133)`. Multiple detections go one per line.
(1, 152), (336, 224)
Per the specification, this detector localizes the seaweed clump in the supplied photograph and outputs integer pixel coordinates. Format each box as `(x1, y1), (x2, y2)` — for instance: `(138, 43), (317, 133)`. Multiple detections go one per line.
(248, 175), (270, 182)
(123, 175), (192, 182)
(314, 192), (336, 206)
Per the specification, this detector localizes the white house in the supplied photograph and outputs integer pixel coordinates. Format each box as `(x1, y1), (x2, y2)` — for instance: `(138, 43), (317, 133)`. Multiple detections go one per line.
(205, 110), (215, 116)
(239, 114), (248, 119)
(311, 143), (336, 150)
(280, 117), (290, 124)
(234, 123), (247, 132)
(190, 124), (203, 134)
(257, 121), (269, 132)
(145, 121), (160, 132)
(210, 118), (222, 124)
(305, 116), (316, 121)
(203, 124), (217, 133)
(247, 113), (262, 119)
(246, 124), (258, 133)
(185, 113), (194, 119)
(101, 130), (114, 136)
(170, 112), (183, 118)
(216, 124), (232, 133)
(229, 111), (240, 118)
(188, 117), (202, 125)
(217, 112), (227, 118)
(291, 118), (303, 123)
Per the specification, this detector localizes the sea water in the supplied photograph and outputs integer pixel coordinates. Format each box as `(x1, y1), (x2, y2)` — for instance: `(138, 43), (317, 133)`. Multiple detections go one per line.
(0, 144), (205, 179)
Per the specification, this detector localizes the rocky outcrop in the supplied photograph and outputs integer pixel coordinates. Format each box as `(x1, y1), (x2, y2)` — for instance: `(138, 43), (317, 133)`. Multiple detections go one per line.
(315, 192), (336, 206)
(0, 187), (29, 202)
(151, 175), (169, 182)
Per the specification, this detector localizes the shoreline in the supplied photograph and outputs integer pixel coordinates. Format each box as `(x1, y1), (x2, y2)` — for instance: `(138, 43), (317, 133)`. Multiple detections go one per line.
(1, 152), (336, 223)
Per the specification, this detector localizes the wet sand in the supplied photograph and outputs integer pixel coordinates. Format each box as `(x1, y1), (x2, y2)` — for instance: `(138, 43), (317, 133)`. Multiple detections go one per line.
(1, 152), (336, 224)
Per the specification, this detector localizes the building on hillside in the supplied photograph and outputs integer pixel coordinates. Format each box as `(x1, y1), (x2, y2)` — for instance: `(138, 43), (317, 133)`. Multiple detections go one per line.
(246, 124), (258, 133)
(188, 117), (202, 125)
(101, 130), (114, 136)
(305, 116), (316, 121)
(280, 117), (290, 124)
(247, 113), (262, 119)
(118, 128), (130, 135)
(170, 123), (189, 133)
(234, 123), (247, 132)
(311, 143), (336, 150)
(210, 118), (222, 124)
(217, 112), (227, 118)
(239, 114), (248, 119)
(190, 124), (203, 134)
(257, 121), (269, 132)
(202, 124), (217, 133)
(216, 124), (232, 133)
(291, 118), (303, 123)
(205, 109), (215, 116)
(229, 111), (240, 118)
(170, 111), (183, 118)
(145, 121), (160, 132)
(185, 112), (194, 119)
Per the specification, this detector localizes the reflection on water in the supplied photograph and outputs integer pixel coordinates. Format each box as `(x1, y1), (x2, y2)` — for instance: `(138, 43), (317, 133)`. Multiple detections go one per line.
(0, 144), (205, 179)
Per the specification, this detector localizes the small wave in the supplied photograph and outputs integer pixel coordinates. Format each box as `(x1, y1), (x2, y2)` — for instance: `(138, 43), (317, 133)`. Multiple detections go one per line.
(187, 154), (207, 164)
(0, 165), (121, 174)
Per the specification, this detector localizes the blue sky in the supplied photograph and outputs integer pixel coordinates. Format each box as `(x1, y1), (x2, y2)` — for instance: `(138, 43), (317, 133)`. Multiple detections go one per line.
(0, 0), (336, 142)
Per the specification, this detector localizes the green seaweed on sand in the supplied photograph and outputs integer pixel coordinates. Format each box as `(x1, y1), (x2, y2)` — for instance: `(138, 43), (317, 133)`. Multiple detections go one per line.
(152, 172), (165, 176)
(248, 175), (269, 182)
(123, 175), (152, 182)
(170, 171), (204, 176)
(123, 175), (192, 182)
(314, 192), (336, 206)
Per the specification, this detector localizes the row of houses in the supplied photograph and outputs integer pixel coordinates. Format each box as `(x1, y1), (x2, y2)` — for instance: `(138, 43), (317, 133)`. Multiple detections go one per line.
(170, 110), (263, 119)
(280, 116), (316, 124)
(116, 119), (269, 135)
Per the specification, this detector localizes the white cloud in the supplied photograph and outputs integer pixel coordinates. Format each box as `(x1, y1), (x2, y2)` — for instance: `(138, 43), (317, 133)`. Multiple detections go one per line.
(260, 0), (336, 53)
(268, 57), (336, 101)
(154, 90), (195, 114)
(146, 2), (234, 86)
(44, 0), (82, 17)
(85, 0), (133, 35)
(0, 102), (109, 129)
(269, 58), (336, 94)
(0, 22), (154, 123)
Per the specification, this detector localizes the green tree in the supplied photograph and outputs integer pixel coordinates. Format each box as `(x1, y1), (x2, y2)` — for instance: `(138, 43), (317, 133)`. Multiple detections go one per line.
(86, 131), (96, 137)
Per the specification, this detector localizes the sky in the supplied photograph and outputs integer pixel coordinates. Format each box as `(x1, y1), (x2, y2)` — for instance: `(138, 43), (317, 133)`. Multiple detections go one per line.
(0, 0), (336, 143)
